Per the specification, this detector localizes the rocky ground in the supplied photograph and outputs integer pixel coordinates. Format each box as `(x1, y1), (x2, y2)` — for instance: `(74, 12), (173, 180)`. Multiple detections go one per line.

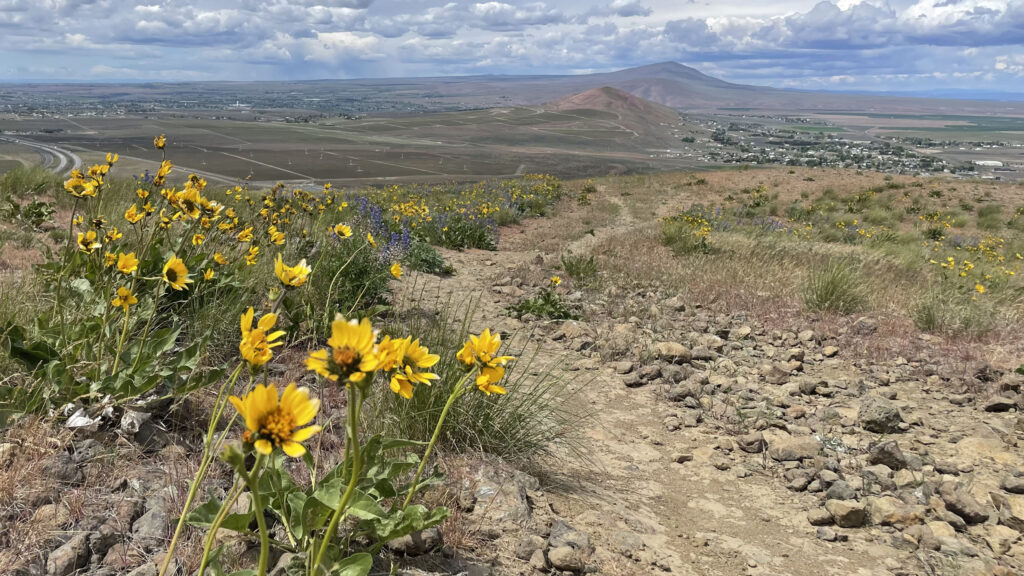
(4, 181), (1024, 576)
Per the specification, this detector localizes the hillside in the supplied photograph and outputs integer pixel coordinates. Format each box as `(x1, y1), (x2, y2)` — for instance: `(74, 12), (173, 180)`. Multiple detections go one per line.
(547, 86), (681, 128)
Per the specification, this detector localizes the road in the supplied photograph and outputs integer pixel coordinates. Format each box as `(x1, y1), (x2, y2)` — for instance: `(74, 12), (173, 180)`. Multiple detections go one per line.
(0, 135), (82, 176)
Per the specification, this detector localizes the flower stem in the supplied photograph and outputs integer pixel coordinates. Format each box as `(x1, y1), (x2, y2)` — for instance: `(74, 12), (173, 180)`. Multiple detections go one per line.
(158, 362), (244, 576)
(196, 479), (245, 576)
(311, 386), (362, 575)
(110, 308), (131, 375)
(402, 370), (473, 511)
(245, 454), (270, 576)
(130, 283), (164, 373)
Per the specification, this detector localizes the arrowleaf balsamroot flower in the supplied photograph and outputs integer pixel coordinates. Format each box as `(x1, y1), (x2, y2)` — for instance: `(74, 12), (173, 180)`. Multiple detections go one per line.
(77, 230), (101, 253)
(457, 329), (514, 395)
(306, 316), (379, 386)
(274, 254), (311, 288)
(117, 252), (139, 274)
(229, 383), (321, 458)
(381, 337), (439, 399)
(332, 223), (352, 238)
(240, 307), (285, 368)
(154, 133), (166, 150)
(112, 286), (137, 311)
(390, 262), (402, 280)
(162, 256), (193, 290)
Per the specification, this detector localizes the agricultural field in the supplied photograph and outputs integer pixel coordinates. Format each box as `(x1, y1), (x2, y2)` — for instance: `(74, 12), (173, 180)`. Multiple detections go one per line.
(0, 102), (699, 187)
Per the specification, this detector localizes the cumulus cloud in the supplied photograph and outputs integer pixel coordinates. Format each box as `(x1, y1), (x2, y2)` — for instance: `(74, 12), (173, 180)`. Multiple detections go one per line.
(0, 0), (1021, 92)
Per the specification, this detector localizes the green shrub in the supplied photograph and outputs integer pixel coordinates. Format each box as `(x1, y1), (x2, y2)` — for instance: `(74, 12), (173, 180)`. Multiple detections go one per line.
(560, 251), (598, 285)
(661, 212), (712, 255)
(508, 286), (578, 320)
(976, 204), (1004, 231)
(367, 298), (586, 461)
(403, 239), (454, 275)
(912, 290), (995, 335)
(802, 259), (868, 314)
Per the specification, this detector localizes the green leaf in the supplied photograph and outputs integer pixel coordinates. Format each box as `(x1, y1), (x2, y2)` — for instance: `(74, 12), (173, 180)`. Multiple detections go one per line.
(347, 489), (385, 520)
(186, 497), (253, 532)
(311, 477), (345, 510)
(328, 552), (372, 576)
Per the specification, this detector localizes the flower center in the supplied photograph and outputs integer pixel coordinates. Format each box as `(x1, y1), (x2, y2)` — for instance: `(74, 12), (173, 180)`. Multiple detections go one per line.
(259, 409), (293, 447)
(166, 268), (178, 283)
(332, 347), (359, 373)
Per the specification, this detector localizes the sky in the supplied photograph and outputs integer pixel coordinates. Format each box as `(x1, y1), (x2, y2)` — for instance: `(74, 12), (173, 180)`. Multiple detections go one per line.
(1, 0), (1023, 93)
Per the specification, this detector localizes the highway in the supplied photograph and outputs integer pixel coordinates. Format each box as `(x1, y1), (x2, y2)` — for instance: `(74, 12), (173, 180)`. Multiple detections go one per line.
(0, 135), (82, 176)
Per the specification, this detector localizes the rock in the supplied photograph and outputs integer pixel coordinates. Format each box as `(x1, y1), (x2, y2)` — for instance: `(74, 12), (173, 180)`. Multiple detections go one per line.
(622, 373), (644, 388)
(765, 364), (791, 385)
(46, 533), (90, 576)
(825, 480), (857, 501)
(528, 548), (548, 571)
(983, 396), (1017, 412)
(983, 525), (1020, 555)
(654, 342), (691, 364)
(515, 534), (546, 561)
(867, 440), (907, 470)
(387, 527), (442, 555)
(865, 496), (925, 528)
(673, 452), (693, 463)
(825, 499), (867, 528)
(928, 521), (957, 540)
(548, 519), (590, 550)
(1002, 476), (1024, 494)
(798, 329), (815, 343)
(861, 464), (896, 493)
(466, 457), (537, 528)
(638, 365), (661, 381)
(609, 531), (645, 558)
(610, 361), (634, 375)
(852, 317), (878, 335)
(548, 546), (585, 572)
(0, 442), (16, 467)
(729, 326), (752, 341)
(807, 508), (834, 526)
(32, 503), (71, 527)
(735, 432), (764, 454)
(991, 493), (1024, 532)
(894, 469), (919, 490)
(270, 553), (301, 576)
(816, 527), (838, 542)
(858, 397), (903, 434)
(41, 452), (84, 486)
(132, 507), (169, 550)
(823, 346), (839, 358)
(939, 484), (990, 525)
(763, 430), (821, 462)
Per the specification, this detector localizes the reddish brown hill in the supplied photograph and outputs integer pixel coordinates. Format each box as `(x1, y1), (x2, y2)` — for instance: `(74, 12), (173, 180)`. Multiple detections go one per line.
(547, 86), (680, 126)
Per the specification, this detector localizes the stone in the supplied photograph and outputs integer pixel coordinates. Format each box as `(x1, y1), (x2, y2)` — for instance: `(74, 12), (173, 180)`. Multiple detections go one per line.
(867, 440), (907, 470)
(132, 507), (169, 550)
(673, 452), (693, 463)
(387, 527), (442, 555)
(825, 499), (867, 528)
(41, 452), (84, 486)
(654, 342), (691, 364)
(894, 469), (919, 490)
(548, 546), (585, 572)
(823, 346), (839, 358)
(852, 317), (878, 335)
(32, 503), (71, 527)
(991, 493), (1024, 532)
(983, 525), (1020, 555)
(47, 533), (90, 576)
(609, 531), (645, 558)
(638, 365), (662, 381)
(983, 396), (1017, 412)
(730, 326), (752, 341)
(816, 527), (838, 542)
(1002, 476), (1024, 494)
(765, 364), (791, 385)
(807, 508), (834, 526)
(858, 397), (903, 434)
(825, 481), (857, 501)
(861, 464), (896, 493)
(939, 484), (990, 525)
(515, 534), (546, 561)
(865, 496), (925, 528)
(736, 432), (764, 454)
(529, 549), (548, 571)
(610, 361), (634, 375)
(763, 431), (821, 462)
(548, 519), (590, 550)
(466, 457), (538, 528)
(0, 442), (15, 467)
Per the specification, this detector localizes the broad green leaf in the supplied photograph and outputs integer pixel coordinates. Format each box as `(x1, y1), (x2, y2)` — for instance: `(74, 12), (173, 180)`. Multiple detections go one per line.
(328, 552), (372, 576)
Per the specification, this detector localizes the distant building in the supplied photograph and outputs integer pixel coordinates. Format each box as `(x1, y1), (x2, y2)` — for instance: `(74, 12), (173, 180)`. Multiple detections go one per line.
(974, 160), (1004, 167)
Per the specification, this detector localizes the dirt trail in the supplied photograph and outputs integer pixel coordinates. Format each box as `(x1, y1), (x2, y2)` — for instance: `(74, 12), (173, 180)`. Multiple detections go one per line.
(400, 192), (905, 576)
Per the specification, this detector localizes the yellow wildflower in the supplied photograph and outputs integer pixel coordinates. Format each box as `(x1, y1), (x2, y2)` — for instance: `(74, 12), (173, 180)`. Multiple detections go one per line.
(111, 286), (137, 311)
(390, 262), (402, 280)
(117, 252), (139, 274)
(456, 329), (514, 395)
(77, 230), (101, 253)
(229, 383), (321, 457)
(306, 316), (379, 386)
(162, 256), (192, 290)
(274, 254), (311, 288)
(240, 306), (285, 367)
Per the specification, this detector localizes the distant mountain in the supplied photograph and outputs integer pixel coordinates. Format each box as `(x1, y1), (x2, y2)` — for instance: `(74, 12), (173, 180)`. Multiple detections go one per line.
(6, 61), (1024, 117)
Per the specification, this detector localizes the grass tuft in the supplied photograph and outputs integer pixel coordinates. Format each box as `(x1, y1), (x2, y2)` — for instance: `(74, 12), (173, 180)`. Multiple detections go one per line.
(802, 258), (868, 314)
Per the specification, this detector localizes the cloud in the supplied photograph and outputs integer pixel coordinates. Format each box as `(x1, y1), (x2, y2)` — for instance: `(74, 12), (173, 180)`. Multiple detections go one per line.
(0, 0), (1021, 93)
